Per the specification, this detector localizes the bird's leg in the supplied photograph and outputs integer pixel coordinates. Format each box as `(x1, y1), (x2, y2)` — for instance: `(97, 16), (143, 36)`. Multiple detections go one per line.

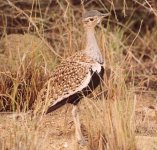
(72, 105), (86, 146)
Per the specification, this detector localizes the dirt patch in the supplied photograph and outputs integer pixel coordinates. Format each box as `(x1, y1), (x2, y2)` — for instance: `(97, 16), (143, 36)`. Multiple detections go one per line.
(135, 93), (157, 136)
(0, 93), (157, 149)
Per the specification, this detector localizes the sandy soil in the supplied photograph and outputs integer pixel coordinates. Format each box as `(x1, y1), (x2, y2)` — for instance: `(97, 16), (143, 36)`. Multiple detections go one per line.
(0, 93), (157, 150)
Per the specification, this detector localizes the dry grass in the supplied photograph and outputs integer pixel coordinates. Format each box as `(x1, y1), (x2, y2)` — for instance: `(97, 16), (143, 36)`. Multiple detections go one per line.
(77, 27), (136, 149)
(0, 0), (157, 150)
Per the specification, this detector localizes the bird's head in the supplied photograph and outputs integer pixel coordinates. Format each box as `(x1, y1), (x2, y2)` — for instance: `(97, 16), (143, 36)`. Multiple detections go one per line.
(82, 10), (109, 29)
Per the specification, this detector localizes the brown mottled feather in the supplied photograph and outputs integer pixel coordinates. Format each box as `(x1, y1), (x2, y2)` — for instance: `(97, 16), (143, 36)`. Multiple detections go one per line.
(34, 52), (99, 113)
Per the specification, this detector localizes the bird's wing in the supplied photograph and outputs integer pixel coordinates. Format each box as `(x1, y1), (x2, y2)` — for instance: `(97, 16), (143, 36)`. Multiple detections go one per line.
(35, 53), (102, 112)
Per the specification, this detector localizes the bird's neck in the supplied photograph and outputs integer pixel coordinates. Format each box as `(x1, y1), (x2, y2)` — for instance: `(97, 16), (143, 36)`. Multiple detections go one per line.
(84, 27), (104, 64)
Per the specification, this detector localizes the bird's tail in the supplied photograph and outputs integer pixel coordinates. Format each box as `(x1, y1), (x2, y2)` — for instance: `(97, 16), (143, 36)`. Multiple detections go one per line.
(46, 98), (67, 114)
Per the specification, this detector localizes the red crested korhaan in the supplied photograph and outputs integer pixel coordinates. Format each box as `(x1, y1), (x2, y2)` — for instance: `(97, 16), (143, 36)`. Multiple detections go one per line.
(34, 10), (109, 146)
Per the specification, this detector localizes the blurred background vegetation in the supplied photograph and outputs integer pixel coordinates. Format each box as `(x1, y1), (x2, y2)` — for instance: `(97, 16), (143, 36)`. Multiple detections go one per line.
(0, 1), (157, 149)
(0, 0), (156, 111)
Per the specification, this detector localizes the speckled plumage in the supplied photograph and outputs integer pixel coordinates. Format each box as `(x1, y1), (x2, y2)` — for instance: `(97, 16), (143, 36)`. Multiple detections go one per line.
(36, 51), (103, 113)
(33, 10), (108, 115)
(34, 10), (109, 146)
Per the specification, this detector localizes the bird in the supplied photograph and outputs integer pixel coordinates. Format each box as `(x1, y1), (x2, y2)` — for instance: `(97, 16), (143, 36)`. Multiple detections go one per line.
(34, 10), (109, 146)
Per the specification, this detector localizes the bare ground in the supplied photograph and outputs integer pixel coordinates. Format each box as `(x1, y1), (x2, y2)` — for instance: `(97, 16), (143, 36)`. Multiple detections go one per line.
(0, 93), (157, 150)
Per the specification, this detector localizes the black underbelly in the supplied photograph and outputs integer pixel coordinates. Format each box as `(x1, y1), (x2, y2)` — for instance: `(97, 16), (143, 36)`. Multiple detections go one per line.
(46, 66), (104, 114)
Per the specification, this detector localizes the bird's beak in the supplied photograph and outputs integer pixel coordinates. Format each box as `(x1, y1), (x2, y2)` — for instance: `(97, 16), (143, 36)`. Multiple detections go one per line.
(100, 13), (110, 18)
(97, 13), (110, 23)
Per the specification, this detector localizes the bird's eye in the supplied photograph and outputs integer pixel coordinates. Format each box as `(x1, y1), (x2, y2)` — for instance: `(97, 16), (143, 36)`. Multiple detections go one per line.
(89, 18), (94, 21)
